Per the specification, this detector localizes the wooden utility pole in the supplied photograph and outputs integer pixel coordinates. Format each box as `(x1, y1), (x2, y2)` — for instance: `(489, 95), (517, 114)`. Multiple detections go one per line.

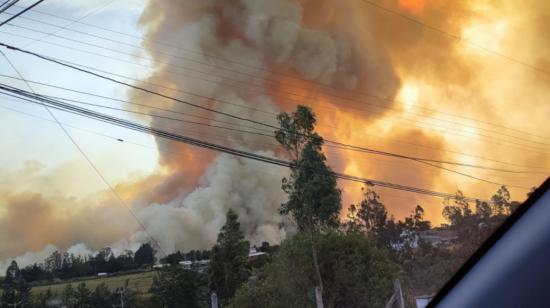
(384, 279), (405, 308)
(315, 286), (324, 308)
(394, 279), (405, 308)
(211, 292), (219, 308)
(116, 286), (126, 308)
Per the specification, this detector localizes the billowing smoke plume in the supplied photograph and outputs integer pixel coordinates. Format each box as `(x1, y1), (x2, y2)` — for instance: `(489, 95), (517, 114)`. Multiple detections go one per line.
(125, 0), (401, 252)
(133, 153), (289, 253)
(2, 0), (549, 265)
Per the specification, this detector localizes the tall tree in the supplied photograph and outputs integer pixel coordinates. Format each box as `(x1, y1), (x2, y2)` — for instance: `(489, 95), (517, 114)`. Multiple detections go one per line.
(442, 190), (473, 228)
(275, 105), (341, 303)
(90, 283), (115, 307)
(357, 185), (387, 236)
(491, 186), (511, 216)
(231, 232), (398, 308)
(1, 261), (31, 308)
(135, 243), (156, 267)
(150, 267), (208, 308)
(63, 284), (76, 308)
(276, 105), (342, 231)
(115, 249), (136, 271)
(75, 282), (92, 308)
(209, 209), (249, 304)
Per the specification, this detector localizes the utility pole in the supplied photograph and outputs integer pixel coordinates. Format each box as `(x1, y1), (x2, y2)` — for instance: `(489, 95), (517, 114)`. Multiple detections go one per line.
(315, 286), (324, 308)
(394, 279), (405, 308)
(7, 288), (22, 308)
(211, 292), (218, 308)
(116, 287), (126, 308)
(384, 279), (405, 308)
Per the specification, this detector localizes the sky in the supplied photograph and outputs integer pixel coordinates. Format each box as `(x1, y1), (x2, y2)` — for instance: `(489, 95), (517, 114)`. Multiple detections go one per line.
(0, 0), (549, 268)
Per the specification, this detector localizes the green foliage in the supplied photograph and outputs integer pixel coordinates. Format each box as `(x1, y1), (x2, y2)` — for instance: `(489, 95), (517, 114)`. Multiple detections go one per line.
(135, 243), (156, 267)
(357, 186), (388, 236)
(115, 249), (138, 271)
(62, 284), (75, 307)
(209, 209), (250, 304)
(90, 283), (115, 307)
(150, 267), (208, 308)
(276, 105), (341, 232)
(275, 105), (319, 161)
(1, 261), (31, 308)
(75, 282), (92, 307)
(491, 186), (511, 216)
(231, 232), (398, 308)
(35, 288), (55, 307)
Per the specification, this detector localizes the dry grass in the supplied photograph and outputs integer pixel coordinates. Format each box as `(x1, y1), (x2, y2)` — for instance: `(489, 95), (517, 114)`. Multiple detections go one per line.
(30, 271), (157, 296)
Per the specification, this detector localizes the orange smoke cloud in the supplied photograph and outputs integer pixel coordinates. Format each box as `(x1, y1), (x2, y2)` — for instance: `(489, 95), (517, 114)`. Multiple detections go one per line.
(399, 0), (427, 14)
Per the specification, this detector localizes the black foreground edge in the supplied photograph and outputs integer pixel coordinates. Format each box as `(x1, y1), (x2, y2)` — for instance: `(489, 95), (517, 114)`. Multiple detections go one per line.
(428, 176), (550, 307)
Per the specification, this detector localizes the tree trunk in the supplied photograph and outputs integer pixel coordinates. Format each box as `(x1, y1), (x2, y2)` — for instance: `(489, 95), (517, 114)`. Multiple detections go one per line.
(308, 226), (324, 308)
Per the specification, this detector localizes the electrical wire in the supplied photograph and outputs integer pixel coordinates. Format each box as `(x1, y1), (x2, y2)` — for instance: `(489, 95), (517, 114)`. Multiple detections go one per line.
(0, 0), (18, 15)
(9, 5), (550, 142)
(358, 0), (550, 77)
(0, 44), (167, 256)
(0, 0), (41, 27)
(3, 41), (549, 169)
(0, 84), (531, 198)
(3, 23), (549, 149)
(0, 73), (546, 172)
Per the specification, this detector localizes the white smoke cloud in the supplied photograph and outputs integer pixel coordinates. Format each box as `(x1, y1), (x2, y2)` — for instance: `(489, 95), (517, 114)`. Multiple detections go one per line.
(133, 152), (290, 253)
(0, 243), (96, 273)
(127, 0), (400, 255)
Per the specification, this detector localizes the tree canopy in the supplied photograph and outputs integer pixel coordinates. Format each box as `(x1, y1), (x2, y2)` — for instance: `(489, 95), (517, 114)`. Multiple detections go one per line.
(135, 243), (156, 267)
(276, 105), (341, 232)
(231, 232), (398, 308)
(209, 209), (250, 304)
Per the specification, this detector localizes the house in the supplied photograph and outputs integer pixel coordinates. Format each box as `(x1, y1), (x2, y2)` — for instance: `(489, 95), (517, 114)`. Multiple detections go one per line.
(179, 260), (193, 270)
(196, 259), (210, 272)
(178, 259), (210, 272)
(248, 247), (268, 259)
(418, 229), (458, 247)
(415, 294), (434, 308)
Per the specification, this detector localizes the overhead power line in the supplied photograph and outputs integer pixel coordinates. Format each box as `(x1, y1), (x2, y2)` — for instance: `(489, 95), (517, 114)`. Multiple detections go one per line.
(0, 0), (18, 15)
(0, 84), (531, 198)
(0, 42), (166, 256)
(2, 75), (547, 175)
(4, 6), (549, 143)
(0, 45), (547, 182)
(2, 42), (549, 172)
(7, 85), (546, 182)
(12, 0), (115, 52)
(36, 93), (549, 181)
(359, 0), (550, 77)
(3, 28), (548, 157)
(3, 75), (545, 184)
(4, 22), (548, 153)
(3, 20), (549, 147)
(0, 0), (41, 27)
(0, 73), (546, 172)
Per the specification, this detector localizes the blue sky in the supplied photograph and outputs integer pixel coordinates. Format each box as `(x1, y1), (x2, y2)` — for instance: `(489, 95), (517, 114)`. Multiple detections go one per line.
(0, 0), (160, 194)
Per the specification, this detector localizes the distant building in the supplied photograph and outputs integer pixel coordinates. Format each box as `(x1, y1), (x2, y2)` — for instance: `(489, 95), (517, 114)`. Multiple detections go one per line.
(419, 229), (458, 247)
(415, 294), (434, 308)
(195, 259), (210, 273)
(178, 259), (210, 272)
(179, 260), (193, 270)
(248, 247), (268, 259)
(390, 229), (420, 251)
(174, 246), (268, 273)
